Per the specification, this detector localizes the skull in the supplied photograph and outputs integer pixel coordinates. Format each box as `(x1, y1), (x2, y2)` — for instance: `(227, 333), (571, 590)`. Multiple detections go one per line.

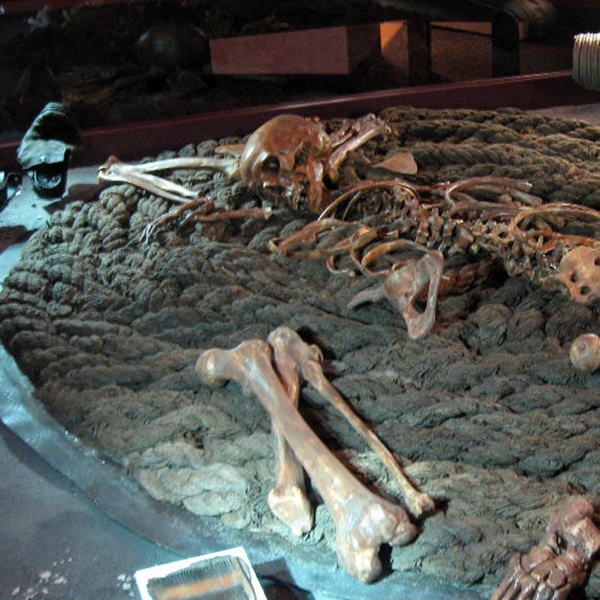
(554, 246), (600, 305)
(240, 114), (333, 213)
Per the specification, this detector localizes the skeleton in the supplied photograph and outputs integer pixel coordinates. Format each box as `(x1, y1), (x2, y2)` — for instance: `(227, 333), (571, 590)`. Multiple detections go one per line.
(98, 113), (600, 339)
(196, 326), (434, 583)
(491, 497), (600, 600)
(96, 115), (600, 588)
(98, 113), (393, 214)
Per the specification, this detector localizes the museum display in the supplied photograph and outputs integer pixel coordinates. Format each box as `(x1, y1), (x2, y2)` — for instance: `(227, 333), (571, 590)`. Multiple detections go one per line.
(1, 102), (600, 598)
(2, 0), (600, 598)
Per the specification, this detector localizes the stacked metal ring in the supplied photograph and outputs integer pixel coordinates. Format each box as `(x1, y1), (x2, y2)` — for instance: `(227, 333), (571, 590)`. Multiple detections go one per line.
(573, 32), (600, 90)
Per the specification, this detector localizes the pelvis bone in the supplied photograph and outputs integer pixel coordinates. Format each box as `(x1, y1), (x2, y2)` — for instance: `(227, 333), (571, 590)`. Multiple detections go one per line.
(348, 246), (445, 340)
(196, 326), (434, 583)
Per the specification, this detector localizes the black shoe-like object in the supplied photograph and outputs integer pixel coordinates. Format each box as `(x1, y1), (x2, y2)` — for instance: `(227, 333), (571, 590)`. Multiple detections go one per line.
(17, 102), (82, 199)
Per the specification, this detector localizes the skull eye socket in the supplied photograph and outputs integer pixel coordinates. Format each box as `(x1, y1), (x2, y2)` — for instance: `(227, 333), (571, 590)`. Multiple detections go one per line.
(261, 155), (280, 175)
(294, 150), (308, 167)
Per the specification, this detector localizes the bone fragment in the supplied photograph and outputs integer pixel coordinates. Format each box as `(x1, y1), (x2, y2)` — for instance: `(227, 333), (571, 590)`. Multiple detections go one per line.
(328, 114), (391, 175)
(99, 156), (200, 203)
(98, 155), (240, 204)
(570, 333), (600, 373)
(268, 423), (314, 536)
(349, 250), (445, 340)
(373, 152), (418, 175)
(266, 329), (314, 535)
(196, 334), (418, 583)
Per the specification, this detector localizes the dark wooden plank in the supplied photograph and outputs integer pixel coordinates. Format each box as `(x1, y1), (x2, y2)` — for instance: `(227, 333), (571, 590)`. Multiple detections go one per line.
(1, 71), (599, 168)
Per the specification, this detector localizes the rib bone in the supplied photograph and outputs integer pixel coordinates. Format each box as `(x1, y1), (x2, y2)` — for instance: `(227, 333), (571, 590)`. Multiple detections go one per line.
(196, 335), (418, 583)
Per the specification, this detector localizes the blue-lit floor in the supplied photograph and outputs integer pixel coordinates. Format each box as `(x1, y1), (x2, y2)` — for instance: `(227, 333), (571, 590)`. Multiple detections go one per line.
(0, 168), (182, 600)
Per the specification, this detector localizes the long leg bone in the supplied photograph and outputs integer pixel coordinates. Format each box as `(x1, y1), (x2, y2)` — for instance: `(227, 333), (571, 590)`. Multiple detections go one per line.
(196, 337), (418, 583)
(98, 154), (240, 203)
(269, 420), (314, 536)
(267, 330), (314, 535)
(99, 156), (203, 204)
(267, 327), (434, 519)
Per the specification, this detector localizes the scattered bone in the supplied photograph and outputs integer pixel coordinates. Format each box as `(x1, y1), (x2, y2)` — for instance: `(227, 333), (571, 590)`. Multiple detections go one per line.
(491, 497), (600, 600)
(266, 329), (314, 535)
(327, 113), (392, 176)
(266, 326), (434, 519)
(372, 151), (418, 175)
(98, 153), (240, 202)
(196, 327), (431, 583)
(99, 156), (204, 203)
(570, 333), (600, 373)
(348, 247), (444, 340)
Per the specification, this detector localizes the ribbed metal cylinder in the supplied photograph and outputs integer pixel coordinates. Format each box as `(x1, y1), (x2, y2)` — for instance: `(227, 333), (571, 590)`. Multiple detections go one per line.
(573, 32), (600, 90)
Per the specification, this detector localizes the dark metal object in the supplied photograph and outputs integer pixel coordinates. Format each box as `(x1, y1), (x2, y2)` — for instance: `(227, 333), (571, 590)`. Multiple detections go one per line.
(17, 102), (82, 199)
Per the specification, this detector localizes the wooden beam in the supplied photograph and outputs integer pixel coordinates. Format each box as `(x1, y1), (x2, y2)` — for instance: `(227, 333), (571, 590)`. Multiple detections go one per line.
(1, 72), (599, 169)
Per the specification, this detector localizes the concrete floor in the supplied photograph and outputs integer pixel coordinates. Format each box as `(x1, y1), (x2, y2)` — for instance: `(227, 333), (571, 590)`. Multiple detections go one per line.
(1, 102), (599, 600)
(0, 423), (179, 600)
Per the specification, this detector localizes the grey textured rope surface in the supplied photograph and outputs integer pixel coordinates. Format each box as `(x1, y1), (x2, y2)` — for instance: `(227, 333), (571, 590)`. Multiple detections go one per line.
(0, 107), (599, 594)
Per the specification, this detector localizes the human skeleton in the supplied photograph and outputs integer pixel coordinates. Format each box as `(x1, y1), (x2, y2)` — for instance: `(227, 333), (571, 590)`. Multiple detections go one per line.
(99, 113), (600, 341)
(98, 114), (600, 591)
